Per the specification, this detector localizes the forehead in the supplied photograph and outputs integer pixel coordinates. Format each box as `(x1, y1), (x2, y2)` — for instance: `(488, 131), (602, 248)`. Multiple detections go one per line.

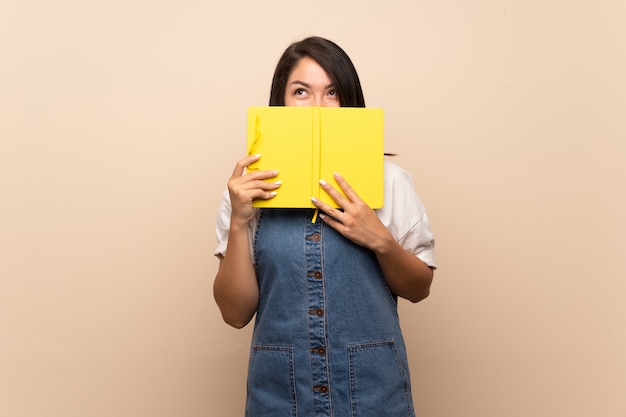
(287, 57), (332, 83)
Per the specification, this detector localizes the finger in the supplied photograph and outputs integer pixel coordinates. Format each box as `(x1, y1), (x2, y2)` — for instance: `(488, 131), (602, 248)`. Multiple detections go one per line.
(332, 172), (362, 203)
(231, 154), (262, 177)
(318, 178), (349, 207)
(310, 196), (345, 224)
(247, 178), (282, 192)
(310, 195), (334, 213)
(229, 177), (281, 202)
(239, 169), (280, 183)
(246, 189), (279, 201)
(318, 211), (344, 230)
(232, 182), (280, 205)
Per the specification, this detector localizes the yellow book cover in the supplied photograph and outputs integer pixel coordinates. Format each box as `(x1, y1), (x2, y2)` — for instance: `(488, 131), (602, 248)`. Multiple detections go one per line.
(247, 106), (384, 208)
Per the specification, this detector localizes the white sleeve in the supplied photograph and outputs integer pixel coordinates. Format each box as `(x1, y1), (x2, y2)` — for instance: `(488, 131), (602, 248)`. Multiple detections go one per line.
(213, 189), (258, 262)
(213, 189), (231, 258)
(376, 161), (437, 269)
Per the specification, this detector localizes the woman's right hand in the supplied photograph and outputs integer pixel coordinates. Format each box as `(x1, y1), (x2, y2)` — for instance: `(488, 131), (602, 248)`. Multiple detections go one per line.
(227, 154), (280, 227)
(215, 154), (275, 328)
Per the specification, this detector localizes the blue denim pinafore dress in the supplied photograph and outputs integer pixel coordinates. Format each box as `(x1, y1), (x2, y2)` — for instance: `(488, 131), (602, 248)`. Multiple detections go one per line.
(247, 208), (415, 417)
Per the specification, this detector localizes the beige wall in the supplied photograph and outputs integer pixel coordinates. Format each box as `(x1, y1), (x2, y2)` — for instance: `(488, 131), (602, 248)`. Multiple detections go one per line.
(1, 1), (625, 416)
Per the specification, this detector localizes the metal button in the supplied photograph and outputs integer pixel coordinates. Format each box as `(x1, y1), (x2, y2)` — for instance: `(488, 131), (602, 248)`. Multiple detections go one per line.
(310, 346), (326, 355)
(308, 271), (323, 280)
(314, 385), (329, 394)
(306, 233), (321, 242)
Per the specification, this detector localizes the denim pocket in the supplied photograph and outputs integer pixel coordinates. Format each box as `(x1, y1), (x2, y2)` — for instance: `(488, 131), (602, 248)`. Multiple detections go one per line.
(348, 340), (413, 417)
(246, 345), (297, 417)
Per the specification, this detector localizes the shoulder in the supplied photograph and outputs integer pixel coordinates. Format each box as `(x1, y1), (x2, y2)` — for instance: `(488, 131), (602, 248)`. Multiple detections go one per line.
(384, 159), (405, 173)
(384, 159), (414, 185)
(382, 160), (423, 209)
(378, 159), (428, 238)
(379, 160), (437, 268)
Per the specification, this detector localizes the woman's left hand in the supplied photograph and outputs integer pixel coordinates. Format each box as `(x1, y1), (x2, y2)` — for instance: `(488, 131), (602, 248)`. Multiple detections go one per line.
(311, 172), (392, 253)
(313, 172), (433, 303)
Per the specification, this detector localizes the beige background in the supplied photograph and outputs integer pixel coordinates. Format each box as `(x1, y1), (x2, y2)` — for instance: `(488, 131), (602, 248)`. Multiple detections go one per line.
(1, 0), (625, 416)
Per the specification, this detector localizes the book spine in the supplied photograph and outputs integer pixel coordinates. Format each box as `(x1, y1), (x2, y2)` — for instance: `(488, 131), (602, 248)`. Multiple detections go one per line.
(311, 107), (321, 202)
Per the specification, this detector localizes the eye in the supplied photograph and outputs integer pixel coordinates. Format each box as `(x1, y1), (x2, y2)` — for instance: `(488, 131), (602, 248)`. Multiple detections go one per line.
(294, 88), (306, 96)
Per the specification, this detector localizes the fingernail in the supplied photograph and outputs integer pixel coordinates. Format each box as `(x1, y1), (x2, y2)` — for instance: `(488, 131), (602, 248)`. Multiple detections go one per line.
(274, 180), (282, 185)
(311, 197), (318, 203)
(269, 192), (277, 197)
(319, 179), (327, 186)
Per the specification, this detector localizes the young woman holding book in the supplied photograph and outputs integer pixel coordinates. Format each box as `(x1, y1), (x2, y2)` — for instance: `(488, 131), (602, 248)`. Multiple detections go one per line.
(213, 36), (436, 417)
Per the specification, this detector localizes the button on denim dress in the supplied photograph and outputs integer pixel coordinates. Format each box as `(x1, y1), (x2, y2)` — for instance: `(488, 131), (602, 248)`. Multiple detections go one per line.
(247, 208), (415, 417)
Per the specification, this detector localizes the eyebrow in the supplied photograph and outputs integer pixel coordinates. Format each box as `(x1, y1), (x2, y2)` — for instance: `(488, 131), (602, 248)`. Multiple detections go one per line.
(289, 81), (335, 89)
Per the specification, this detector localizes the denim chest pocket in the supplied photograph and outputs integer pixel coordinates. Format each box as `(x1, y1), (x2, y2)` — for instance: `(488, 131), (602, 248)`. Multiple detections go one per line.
(246, 345), (297, 417)
(348, 340), (413, 417)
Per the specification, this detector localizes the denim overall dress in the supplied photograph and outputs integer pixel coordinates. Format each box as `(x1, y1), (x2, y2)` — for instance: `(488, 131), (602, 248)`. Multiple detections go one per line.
(246, 208), (416, 417)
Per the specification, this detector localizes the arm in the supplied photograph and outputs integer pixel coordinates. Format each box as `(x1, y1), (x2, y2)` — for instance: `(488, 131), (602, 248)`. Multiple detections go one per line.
(311, 172), (433, 303)
(367, 229), (433, 303)
(213, 155), (280, 328)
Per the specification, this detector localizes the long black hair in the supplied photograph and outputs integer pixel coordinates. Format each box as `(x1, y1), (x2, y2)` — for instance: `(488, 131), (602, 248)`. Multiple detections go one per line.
(269, 37), (366, 107)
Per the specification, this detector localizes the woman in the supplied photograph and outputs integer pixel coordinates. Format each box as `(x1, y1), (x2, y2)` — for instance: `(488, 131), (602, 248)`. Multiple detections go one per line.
(214, 36), (436, 417)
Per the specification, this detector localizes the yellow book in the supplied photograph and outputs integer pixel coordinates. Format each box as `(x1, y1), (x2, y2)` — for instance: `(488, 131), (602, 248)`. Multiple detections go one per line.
(247, 106), (384, 208)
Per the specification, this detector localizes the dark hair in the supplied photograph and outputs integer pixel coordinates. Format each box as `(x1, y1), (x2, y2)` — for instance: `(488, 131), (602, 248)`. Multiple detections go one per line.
(269, 37), (366, 107)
